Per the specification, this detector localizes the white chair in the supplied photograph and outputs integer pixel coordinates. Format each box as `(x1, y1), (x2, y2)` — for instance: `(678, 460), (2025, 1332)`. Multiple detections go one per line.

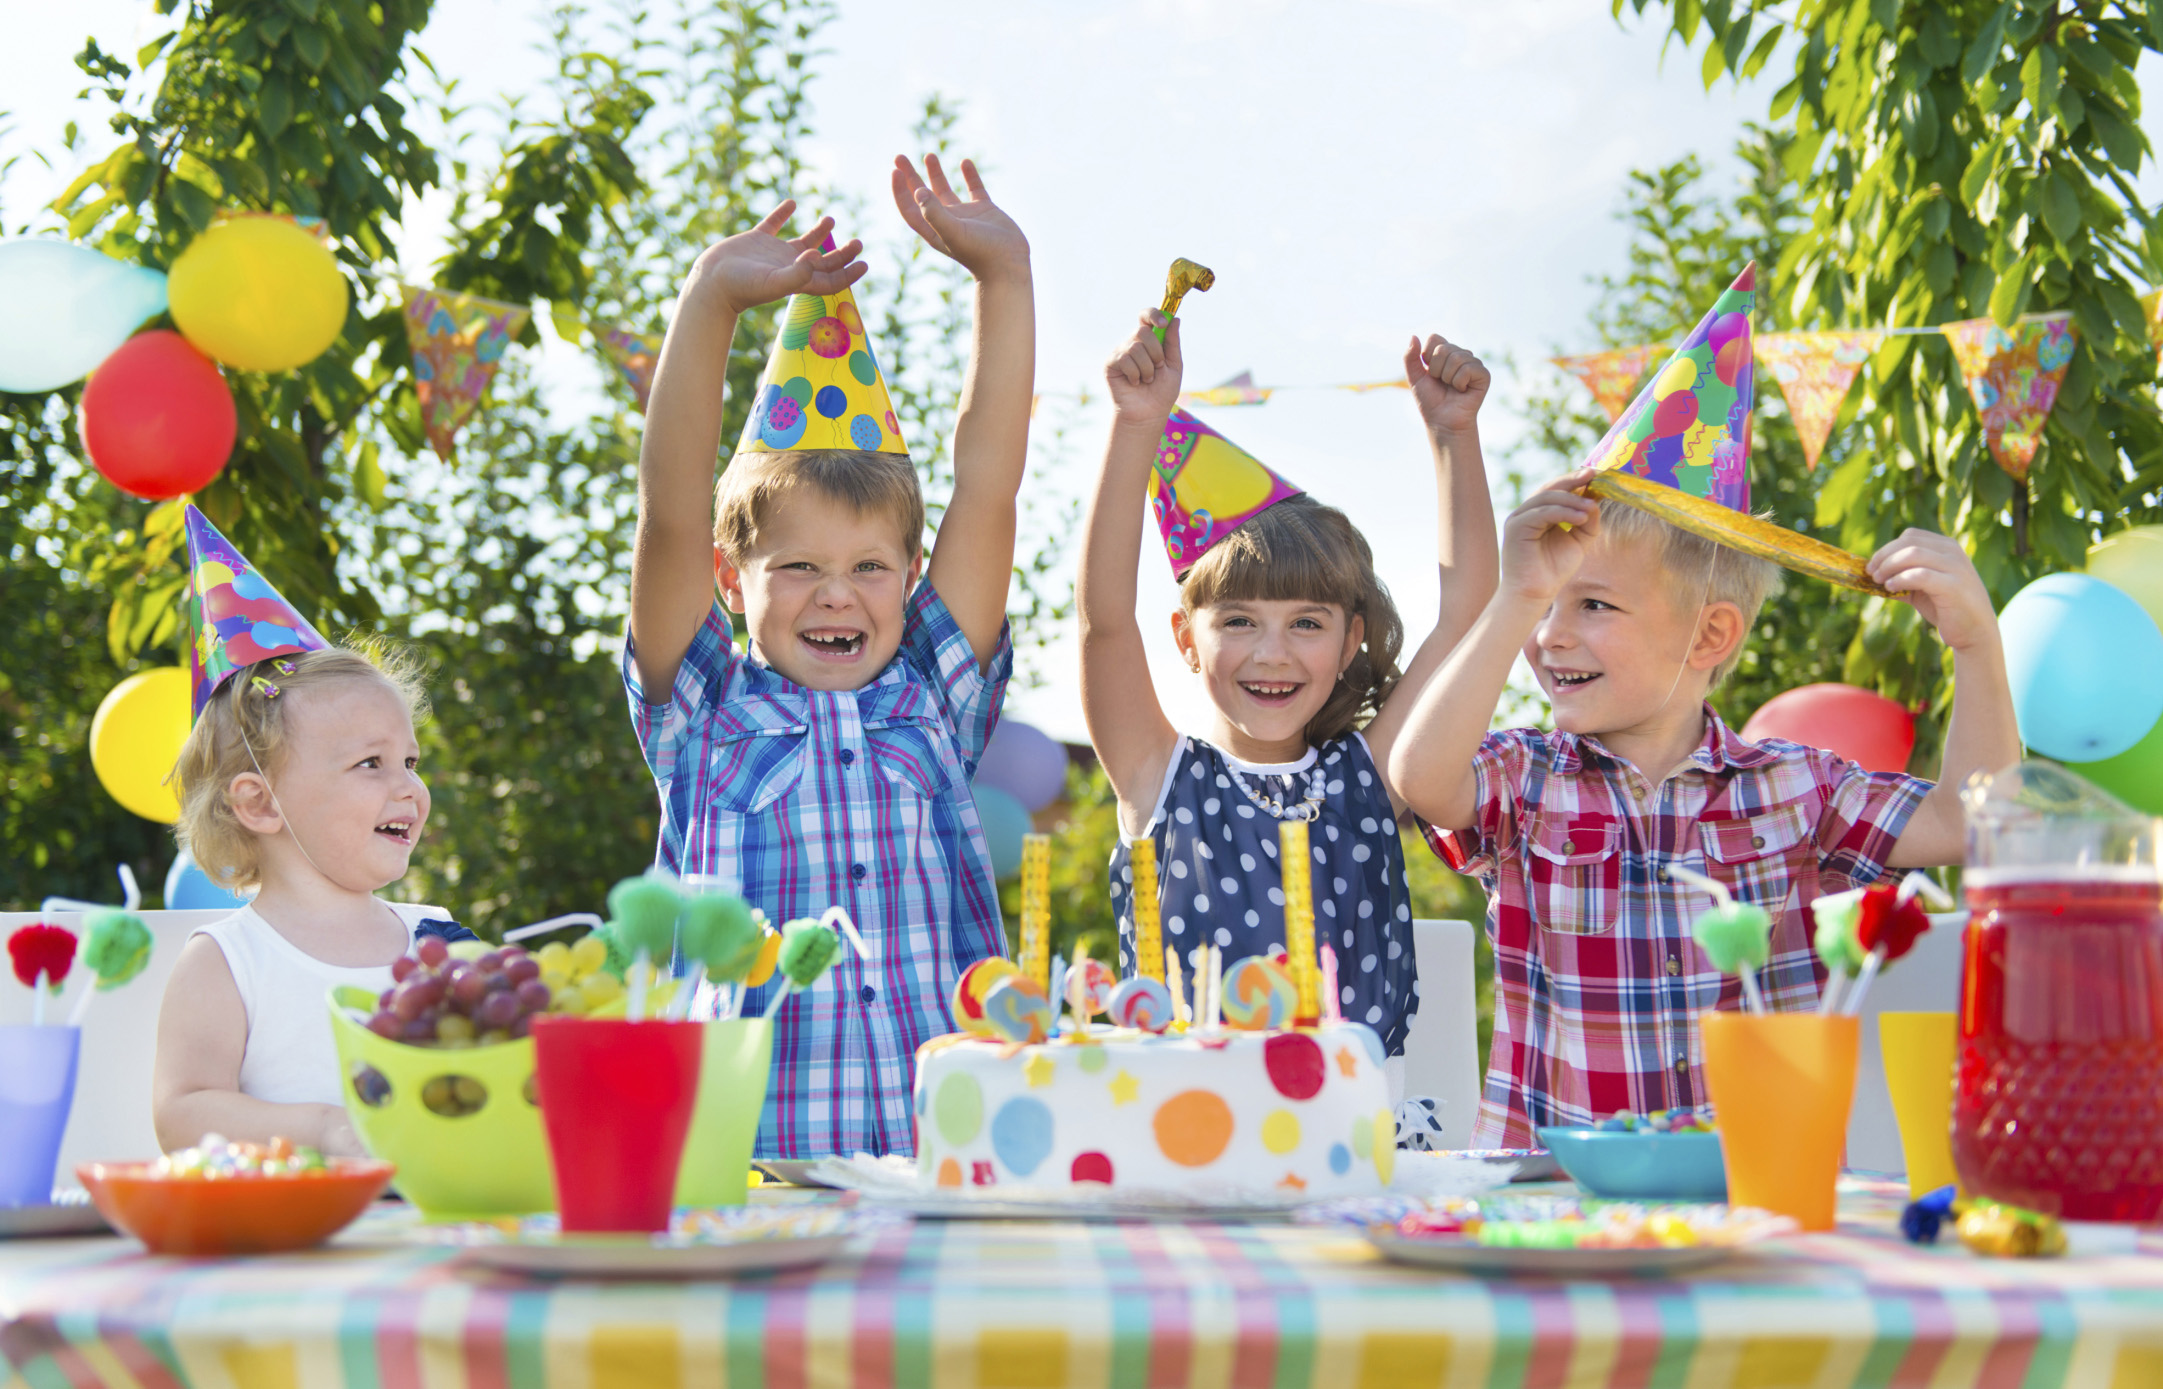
(1395, 918), (1484, 1150)
(1843, 910), (1965, 1176)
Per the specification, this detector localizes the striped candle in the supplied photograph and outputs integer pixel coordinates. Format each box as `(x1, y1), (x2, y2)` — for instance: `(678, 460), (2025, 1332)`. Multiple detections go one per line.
(1019, 833), (1051, 988)
(1128, 837), (1165, 981)
(1278, 819), (1320, 1024)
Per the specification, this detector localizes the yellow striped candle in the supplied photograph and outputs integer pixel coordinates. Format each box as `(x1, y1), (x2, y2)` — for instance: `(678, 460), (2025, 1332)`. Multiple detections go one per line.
(1128, 837), (1165, 981)
(1278, 819), (1320, 1024)
(1020, 833), (1052, 988)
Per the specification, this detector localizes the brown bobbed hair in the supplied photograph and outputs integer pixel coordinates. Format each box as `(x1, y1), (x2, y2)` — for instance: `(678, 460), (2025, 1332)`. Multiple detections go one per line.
(1178, 494), (1405, 746)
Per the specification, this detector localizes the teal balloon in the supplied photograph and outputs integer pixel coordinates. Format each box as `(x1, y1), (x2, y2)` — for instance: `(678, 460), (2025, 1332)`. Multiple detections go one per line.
(2000, 572), (2163, 762)
(0, 240), (170, 393)
(971, 783), (1032, 879)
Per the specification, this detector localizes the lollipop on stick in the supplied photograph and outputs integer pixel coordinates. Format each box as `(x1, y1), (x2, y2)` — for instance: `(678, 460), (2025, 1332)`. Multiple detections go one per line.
(1667, 866), (1770, 1014)
(607, 874), (684, 1021)
(8, 923), (77, 1026)
(1841, 873), (1949, 1016)
(1810, 889), (1867, 1015)
(39, 864), (151, 1027)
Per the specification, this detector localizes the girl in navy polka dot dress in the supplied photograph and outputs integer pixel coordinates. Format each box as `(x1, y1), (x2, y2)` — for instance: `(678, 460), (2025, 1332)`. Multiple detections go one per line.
(1078, 305), (1498, 1059)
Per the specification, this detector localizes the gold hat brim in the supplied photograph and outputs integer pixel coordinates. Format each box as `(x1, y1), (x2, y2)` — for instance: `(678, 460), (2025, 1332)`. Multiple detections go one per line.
(1587, 470), (1889, 597)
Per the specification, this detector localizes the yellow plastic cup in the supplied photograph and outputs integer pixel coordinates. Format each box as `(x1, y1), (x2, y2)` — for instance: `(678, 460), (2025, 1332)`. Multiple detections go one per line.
(1879, 1011), (1959, 1199)
(1702, 1012), (1859, 1232)
(673, 1017), (775, 1208)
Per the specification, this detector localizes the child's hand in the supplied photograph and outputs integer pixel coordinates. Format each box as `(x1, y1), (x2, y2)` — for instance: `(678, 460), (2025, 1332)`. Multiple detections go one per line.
(893, 154), (1031, 283)
(687, 201), (866, 316)
(1500, 470), (1599, 606)
(1868, 529), (2000, 653)
(1405, 333), (1491, 436)
(1104, 310), (1182, 423)
(319, 1111), (367, 1159)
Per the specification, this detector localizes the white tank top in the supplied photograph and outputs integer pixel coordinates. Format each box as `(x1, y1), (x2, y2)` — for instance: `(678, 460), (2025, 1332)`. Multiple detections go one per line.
(191, 902), (443, 1107)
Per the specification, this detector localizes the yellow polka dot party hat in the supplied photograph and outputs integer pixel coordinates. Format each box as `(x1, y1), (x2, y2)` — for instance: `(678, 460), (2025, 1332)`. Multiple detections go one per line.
(733, 233), (907, 459)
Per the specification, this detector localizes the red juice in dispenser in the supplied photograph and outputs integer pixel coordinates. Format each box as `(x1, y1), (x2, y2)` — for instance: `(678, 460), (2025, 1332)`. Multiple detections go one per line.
(1956, 764), (2163, 1222)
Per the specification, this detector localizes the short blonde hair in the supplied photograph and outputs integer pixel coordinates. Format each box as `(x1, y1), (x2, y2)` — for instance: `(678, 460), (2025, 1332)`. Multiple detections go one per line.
(1593, 500), (1783, 688)
(171, 643), (430, 892)
(714, 449), (925, 562)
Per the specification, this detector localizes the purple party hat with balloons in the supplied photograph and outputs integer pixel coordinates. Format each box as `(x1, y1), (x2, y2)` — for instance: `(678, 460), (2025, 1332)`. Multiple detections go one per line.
(1581, 263), (1886, 594)
(734, 232), (909, 460)
(1151, 409), (1303, 578)
(182, 505), (329, 719)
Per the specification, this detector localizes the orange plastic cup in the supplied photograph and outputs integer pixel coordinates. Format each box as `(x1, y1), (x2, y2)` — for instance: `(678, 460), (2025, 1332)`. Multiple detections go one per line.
(1702, 1012), (1859, 1231)
(1879, 1011), (1959, 1199)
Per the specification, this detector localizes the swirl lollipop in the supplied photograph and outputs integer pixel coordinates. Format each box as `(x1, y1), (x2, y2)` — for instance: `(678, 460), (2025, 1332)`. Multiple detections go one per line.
(1107, 975), (1174, 1033)
(952, 956), (1020, 1038)
(1667, 866), (1769, 1014)
(1065, 956), (1114, 1025)
(1220, 955), (1297, 1030)
(980, 975), (1053, 1045)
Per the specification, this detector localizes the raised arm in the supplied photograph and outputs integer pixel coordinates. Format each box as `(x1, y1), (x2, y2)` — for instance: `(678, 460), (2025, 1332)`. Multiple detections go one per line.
(1078, 311), (1185, 834)
(899, 154), (1036, 667)
(1874, 529), (2021, 867)
(628, 202), (867, 696)
(1389, 473), (1600, 831)
(1362, 333), (1500, 814)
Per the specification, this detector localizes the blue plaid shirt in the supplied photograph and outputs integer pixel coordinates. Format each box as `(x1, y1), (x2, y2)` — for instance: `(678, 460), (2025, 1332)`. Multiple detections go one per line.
(623, 581), (1012, 1158)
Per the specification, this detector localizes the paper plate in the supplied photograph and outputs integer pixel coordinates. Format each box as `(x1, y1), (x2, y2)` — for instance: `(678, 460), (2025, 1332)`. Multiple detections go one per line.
(428, 1203), (886, 1279)
(0, 1193), (112, 1239)
(754, 1160), (842, 1189)
(1368, 1229), (1740, 1276)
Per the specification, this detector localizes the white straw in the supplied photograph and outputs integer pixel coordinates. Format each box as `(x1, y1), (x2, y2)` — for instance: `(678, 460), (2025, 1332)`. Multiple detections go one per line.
(627, 951), (651, 1021)
(1663, 864), (1733, 908)
(117, 864), (139, 912)
(668, 962), (708, 1021)
(1842, 950), (1887, 1017)
(821, 907), (870, 960)
(1817, 970), (1848, 1016)
(503, 912), (604, 943)
(1738, 965), (1765, 1015)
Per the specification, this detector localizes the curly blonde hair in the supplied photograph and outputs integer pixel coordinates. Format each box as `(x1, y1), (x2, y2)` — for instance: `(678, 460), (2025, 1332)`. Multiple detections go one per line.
(1178, 495), (1405, 746)
(171, 643), (430, 892)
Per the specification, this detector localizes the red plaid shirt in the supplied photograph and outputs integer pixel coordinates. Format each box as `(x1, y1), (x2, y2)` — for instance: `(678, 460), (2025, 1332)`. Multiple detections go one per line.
(1425, 708), (1929, 1148)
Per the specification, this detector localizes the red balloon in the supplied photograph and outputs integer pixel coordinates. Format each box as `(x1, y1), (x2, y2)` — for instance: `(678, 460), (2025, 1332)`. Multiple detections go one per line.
(1740, 683), (1916, 772)
(1653, 390), (1698, 438)
(80, 330), (236, 500)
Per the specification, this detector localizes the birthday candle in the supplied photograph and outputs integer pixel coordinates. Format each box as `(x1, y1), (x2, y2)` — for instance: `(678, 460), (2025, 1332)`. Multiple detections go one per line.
(1165, 944), (1191, 1028)
(1320, 942), (1342, 1023)
(1129, 837), (1165, 981)
(1279, 819), (1320, 1024)
(1020, 833), (1051, 988)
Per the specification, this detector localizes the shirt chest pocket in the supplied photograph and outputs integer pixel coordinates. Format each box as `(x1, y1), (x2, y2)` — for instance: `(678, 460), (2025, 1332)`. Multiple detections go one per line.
(864, 711), (966, 804)
(1696, 804), (1812, 912)
(704, 724), (809, 816)
(1526, 814), (1622, 937)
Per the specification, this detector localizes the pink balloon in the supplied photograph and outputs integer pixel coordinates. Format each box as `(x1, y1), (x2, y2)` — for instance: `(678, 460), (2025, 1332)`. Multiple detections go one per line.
(1741, 684), (1916, 772)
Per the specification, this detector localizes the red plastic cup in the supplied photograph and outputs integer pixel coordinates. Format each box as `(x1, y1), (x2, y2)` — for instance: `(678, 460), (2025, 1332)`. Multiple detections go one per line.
(531, 1017), (704, 1233)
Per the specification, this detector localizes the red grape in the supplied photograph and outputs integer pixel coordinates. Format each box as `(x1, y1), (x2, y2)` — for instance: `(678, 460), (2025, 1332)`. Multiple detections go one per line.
(366, 1011), (401, 1040)
(451, 970), (490, 1007)
(408, 974), (448, 1010)
(477, 992), (519, 1029)
(515, 979), (551, 1013)
(504, 956), (541, 985)
(402, 1014), (437, 1043)
(475, 951), (503, 973)
(391, 982), (431, 1020)
(416, 937), (449, 968)
(390, 955), (419, 983)
(508, 1013), (532, 1039)
(377, 987), (396, 1010)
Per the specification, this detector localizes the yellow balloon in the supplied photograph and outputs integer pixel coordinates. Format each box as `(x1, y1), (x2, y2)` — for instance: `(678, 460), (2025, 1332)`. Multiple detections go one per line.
(2088, 526), (2163, 630)
(1655, 356), (1699, 397)
(169, 218), (348, 372)
(90, 667), (191, 824)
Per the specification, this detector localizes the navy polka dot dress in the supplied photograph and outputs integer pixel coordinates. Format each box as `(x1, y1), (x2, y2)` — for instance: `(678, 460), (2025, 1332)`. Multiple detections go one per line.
(1109, 734), (1419, 1054)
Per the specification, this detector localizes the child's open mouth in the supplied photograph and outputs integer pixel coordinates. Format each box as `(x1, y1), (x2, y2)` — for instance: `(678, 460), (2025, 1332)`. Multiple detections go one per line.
(800, 628), (865, 660)
(1548, 669), (1602, 693)
(1239, 681), (1302, 708)
(374, 820), (414, 845)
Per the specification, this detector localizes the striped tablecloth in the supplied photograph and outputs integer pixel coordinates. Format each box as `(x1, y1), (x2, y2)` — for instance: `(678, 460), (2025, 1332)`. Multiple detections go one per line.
(6, 1181), (2163, 1389)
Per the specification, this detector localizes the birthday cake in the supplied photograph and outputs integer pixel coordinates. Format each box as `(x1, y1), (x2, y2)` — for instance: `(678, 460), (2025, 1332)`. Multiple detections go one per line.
(912, 1019), (1394, 1197)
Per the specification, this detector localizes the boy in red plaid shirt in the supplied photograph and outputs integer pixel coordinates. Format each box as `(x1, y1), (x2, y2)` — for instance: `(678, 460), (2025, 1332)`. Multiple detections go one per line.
(1388, 469), (2020, 1147)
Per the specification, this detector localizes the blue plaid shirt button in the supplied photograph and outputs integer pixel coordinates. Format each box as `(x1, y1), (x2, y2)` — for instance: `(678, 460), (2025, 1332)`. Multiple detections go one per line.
(840, 747), (856, 766)
(851, 862), (868, 882)
(860, 984), (877, 1003)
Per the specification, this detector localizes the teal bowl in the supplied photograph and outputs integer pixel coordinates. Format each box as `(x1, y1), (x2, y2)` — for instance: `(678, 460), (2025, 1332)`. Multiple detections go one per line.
(1535, 1127), (1728, 1201)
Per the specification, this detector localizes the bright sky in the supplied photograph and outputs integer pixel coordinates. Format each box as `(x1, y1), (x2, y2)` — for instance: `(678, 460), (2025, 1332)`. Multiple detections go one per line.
(0, 0), (2035, 742)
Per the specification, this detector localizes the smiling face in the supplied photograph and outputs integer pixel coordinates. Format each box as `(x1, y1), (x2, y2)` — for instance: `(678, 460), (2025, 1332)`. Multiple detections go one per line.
(718, 487), (920, 691)
(1173, 599), (1364, 761)
(243, 677), (431, 892)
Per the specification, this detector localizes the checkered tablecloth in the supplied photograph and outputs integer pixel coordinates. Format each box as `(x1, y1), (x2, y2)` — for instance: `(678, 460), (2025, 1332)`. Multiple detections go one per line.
(6, 1181), (2163, 1389)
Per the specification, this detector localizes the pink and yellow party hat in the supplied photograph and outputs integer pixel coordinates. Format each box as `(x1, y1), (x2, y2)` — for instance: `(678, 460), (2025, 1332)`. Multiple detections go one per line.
(1151, 409), (1303, 578)
(733, 234), (908, 459)
(1581, 263), (1886, 595)
(182, 505), (329, 719)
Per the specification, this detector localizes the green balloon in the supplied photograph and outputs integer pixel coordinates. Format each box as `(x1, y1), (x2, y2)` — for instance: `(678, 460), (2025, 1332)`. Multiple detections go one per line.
(2069, 717), (2163, 814)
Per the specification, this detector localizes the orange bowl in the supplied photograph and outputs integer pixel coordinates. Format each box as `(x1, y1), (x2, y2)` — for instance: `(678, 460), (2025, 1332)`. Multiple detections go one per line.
(76, 1159), (396, 1255)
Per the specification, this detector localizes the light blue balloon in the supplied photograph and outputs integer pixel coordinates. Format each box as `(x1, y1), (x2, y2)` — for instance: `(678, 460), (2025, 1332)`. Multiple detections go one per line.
(970, 783), (1033, 880)
(2000, 572), (2163, 761)
(164, 848), (247, 912)
(0, 240), (169, 393)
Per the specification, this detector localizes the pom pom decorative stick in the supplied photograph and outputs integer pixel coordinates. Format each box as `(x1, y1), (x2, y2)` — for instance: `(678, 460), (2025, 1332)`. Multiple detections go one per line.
(8, 923), (77, 1027)
(1278, 819), (1321, 1025)
(67, 908), (152, 1026)
(1811, 889), (1867, 1015)
(1320, 943), (1342, 1024)
(1667, 866), (1770, 1014)
(1155, 258), (1214, 340)
(608, 874), (684, 1021)
(1128, 836), (1165, 982)
(1165, 944), (1191, 1029)
(1019, 834), (1051, 990)
(670, 891), (761, 1020)
(1842, 873), (1945, 1016)
(761, 916), (845, 1019)
(503, 912), (604, 943)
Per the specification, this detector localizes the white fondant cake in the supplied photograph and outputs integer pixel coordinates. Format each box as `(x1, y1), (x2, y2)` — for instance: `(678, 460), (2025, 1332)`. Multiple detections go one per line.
(912, 1022), (1395, 1197)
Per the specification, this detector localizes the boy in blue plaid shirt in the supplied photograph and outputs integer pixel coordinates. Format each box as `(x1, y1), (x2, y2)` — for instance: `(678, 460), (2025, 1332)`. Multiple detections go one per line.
(624, 156), (1034, 1158)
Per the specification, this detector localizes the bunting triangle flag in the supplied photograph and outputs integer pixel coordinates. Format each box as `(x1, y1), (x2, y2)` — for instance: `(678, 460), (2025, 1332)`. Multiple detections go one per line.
(1179, 370), (1271, 409)
(1940, 313), (2078, 481)
(181, 505), (329, 719)
(598, 326), (661, 412)
(1753, 331), (1882, 470)
(400, 285), (531, 461)
(1582, 263), (1887, 595)
(1552, 343), (1664, 422)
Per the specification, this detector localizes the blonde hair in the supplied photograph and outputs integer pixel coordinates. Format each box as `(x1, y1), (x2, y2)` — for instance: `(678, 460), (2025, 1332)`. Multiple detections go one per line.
(714, 449), (925, 561)
(1593, 500), (1783, 687)
(1178, 494), (1405, 745)
(171, 643), (430, 892)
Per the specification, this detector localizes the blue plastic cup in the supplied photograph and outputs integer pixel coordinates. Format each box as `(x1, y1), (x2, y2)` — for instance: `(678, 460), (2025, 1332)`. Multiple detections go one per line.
(0, 1025), (81, 1207)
